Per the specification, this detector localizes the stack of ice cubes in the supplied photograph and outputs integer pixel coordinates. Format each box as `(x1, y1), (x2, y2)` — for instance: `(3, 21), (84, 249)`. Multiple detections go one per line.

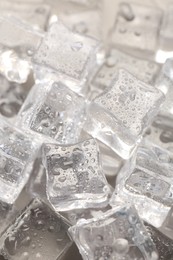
(0, 1), (173, 260)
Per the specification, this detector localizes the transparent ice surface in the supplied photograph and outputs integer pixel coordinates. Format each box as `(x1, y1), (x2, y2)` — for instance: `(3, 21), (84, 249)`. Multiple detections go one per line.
(0, 1), (51, 31)
(111, 3), (162, 57)
(60, 9), (102, 40)
(145, 223), (173, 260)
(90, 49), (160, 99)
(0, 116), (38, 204)
(144, 116), (173, 153)
(156, 58), (173, 119)
(85, 69), (165, 159)
(33, 21), (99, 94)
(69, 205), (158, 260)
(111, 141), (173, 227)
(0, 74), (33, 119)
(16, 81), (86, 143)
(61, 205), (111, 226)
(42, 138), (111, 211)
(0, 16), (43, 83)
(159, 5), (173, 51)
(0, 199), (72, 260)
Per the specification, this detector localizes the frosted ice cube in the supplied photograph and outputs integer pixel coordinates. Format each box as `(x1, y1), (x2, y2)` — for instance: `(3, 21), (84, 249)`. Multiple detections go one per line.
(90, 49), (160, 99)
(42, 138), (111, 211)
(33, 22), (100, 94)
(0, 116), (38, 204)
(111, 141), (173, 227)
(0, 199), (72, 260)
(85, 69), (165, 159)
(145, 223), (173, 259)
(0, 16), (43, 83)
(159, 5), (173, 51)
(111, 3), (162, 57)
(156, 58), (173, 120)
(69, 205), (158, 260)
(16, 81), (86, 143)
(60, 9), (102, 40)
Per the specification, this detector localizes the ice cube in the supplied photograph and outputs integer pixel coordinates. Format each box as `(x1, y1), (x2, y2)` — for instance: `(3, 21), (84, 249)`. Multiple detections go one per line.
(0, 199), (72, 260)
(90, 49), (160, 99)
(111, 141), (173, 227)
(0, 116), (39, 204)
(85, 69), (165, 159)
(0, 16), (43, 83)
(33, 21), (100, 95)
(111, 3), (162, 57)
(42, 138), (111, 211)
(159, 5), (173, 51)
(69, 204), (158, 260)
(16, 81), (86, 143)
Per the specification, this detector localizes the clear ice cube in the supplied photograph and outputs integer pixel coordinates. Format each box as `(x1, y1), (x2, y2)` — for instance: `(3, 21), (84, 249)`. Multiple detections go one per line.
(16, 81), (86, 143)
(42, 138), (111, 211)
(111, 141), (173, 227)
(33, 21), (100, 94)
(0, 16), (43, 83)
(85, 69), (165, 159)
(69, 204), (158, 260)
(0, 199), (72, 260)
(111, 3), (162, 57)
(0, 116), (38, 204)
(90, 49), (160, 99)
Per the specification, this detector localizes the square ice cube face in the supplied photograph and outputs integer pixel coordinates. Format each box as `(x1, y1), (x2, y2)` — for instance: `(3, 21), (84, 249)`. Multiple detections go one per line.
(33, 22), (99, 94)
(42, 138), (111, 211)
(159, 5), (173, 51)
(90, 49), (160, 99)
(16, 81), (85, 144)
(0, 199), (72, 260)
(111, 3), (162, 57)
(69, 205), (158, 260)
(111, 142), (173, 228)
(85, 69), (165, 159)
(0, 116), (38, 204)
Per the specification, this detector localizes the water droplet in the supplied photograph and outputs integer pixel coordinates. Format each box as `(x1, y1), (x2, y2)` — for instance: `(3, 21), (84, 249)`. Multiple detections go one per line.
(114, 238), (129, 255)
(71, 42), (83, 52)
